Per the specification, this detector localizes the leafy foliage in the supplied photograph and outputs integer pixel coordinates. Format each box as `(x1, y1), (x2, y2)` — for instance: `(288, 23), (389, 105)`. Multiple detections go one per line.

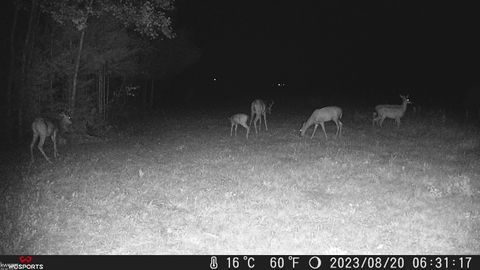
(40, 0), (175, 39)
(83, 15), (142, 75)
(11, 0), (200, 139)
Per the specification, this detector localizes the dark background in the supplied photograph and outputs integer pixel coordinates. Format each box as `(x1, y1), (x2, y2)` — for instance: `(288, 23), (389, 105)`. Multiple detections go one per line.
(1, 1), (479, 111)
(173, 1), (480, 109)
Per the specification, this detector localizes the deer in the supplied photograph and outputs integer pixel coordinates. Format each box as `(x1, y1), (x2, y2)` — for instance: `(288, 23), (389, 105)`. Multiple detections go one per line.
(249, 99), (274, 134)
(299, 106), (343, 140)
(372, 95), (412, 128)
(229, 113), (250, 139)
(30, 112), (72, 164)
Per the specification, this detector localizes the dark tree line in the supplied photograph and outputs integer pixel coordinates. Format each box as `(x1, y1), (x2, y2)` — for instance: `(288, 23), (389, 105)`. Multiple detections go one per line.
(2, 0), (201, 143)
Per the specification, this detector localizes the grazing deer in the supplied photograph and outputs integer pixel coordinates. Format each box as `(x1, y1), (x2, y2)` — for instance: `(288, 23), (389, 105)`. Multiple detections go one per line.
(249, 99), (274, 134)
(300, 106), (343, 139)
(373, 95), (412, 128)
(229, 113), (250, 139)
(30, 112), (72, 163)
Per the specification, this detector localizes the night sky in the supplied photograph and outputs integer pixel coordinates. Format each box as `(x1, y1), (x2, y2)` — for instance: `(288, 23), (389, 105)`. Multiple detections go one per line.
(174, 1), (480, 106)
(1, 1), (479, 108)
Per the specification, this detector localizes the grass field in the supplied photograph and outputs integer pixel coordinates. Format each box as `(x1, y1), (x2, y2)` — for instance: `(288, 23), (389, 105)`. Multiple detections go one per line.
(1, 107), (479, 254)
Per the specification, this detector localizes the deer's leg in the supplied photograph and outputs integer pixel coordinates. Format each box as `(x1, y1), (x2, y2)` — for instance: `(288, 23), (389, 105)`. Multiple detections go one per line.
(30, 132), (39, 163)
(234, 124), (238, 136)
(338, 121), (343, 137)
(52, 131), (58, 159)
(37, 135), (52, 163)
(379, 117), (385, 127)
(254, 117), (259, 134)
(311, 124), (318, 139)
(230, 123), (234, 136)
(320, 122), (328, 140)
(263, 113), (268, 131)
(334, 120), (341, 137)
(242, 123), (250, 139)
(373, 115), (380, 127)
(258, 115), (262, 132)
(396, 118), (401, 128)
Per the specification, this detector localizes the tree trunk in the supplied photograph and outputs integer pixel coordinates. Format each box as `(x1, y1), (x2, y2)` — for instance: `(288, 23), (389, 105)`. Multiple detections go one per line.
(49, 25), (54, 97)
(120, 75), (127, 105)
(18, 0), (38, 138)
(6, 3), (19, 141)
(69, 0), (94, 117)
(143, 77), (148, 111)
(150, 78), (155, 109)
(98, 63), (106, 116)
(105, 71), (109, 120)
(7, 5), (19, 117)
(70, 27), (87, 116)
(29, 4), (41, 114)
(98, 68), (102, 115)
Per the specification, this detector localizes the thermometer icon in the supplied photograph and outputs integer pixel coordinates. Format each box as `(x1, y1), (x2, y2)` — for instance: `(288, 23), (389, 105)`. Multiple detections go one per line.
(210, 256), (218, 269)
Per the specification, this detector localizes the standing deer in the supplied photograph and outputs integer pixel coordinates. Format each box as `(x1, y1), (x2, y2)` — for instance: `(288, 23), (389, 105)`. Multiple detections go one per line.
(300, 106), (343, 139)
(229, 113), (250, 139)
(30, 112), (72, 163)
(373, 95), (412, 128)
(249, 99), (274, 134)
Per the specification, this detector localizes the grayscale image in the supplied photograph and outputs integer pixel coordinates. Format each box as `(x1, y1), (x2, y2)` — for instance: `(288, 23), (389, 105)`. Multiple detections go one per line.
(0, 0), (479, 256)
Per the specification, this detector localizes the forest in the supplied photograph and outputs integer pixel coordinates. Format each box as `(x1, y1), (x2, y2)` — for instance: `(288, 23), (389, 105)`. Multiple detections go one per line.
(0, 0), (201, 144)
